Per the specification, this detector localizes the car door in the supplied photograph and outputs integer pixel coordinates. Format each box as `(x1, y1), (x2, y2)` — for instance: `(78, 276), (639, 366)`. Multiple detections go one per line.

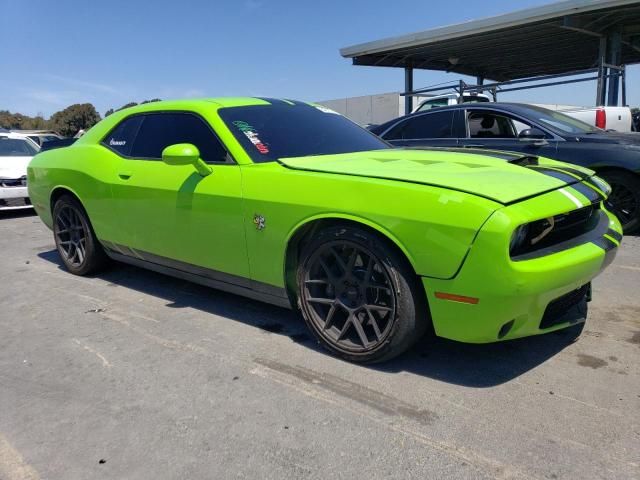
(383, 109), (460, 148)
(104, 111), (250, 280)
(458, 109), (558, 157)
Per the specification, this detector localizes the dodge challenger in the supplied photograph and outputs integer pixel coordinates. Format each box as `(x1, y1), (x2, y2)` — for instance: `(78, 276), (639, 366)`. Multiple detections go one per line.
(28, 98), (621, 363)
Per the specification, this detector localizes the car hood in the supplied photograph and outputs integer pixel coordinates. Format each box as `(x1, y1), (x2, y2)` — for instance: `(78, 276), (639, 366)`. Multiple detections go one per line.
(0, 156), (31, 179)
(279, 148), (594, 204)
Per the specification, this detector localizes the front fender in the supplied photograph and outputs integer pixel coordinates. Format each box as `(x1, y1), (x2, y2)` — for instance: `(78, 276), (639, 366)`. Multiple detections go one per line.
(240, 163), (499, 288)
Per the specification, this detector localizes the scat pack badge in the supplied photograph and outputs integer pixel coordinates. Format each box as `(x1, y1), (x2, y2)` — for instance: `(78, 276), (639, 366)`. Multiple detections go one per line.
(253, 214), (266, 230)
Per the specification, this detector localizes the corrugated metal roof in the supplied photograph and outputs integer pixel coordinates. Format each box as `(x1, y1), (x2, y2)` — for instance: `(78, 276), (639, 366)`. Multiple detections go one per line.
(340, 0), (640, 81)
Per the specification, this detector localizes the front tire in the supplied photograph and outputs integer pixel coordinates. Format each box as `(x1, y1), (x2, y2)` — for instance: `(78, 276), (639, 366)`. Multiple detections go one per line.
(296, 224), (428, 363)
(600, 171), (640, 234)
(53, 195), (109, 275)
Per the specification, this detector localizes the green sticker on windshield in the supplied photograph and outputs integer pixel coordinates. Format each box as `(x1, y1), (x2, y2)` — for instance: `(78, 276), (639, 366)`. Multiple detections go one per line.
(232, 120), (269, 154)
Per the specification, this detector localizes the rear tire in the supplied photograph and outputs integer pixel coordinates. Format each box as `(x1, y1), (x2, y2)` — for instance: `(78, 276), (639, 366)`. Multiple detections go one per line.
(52, 195), (109, 275)
(600, 171), (640, 234)
(296, 224), (428, 363)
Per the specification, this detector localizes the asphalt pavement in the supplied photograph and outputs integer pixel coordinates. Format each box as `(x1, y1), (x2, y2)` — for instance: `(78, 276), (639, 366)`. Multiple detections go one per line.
(0, 209), (638, 480)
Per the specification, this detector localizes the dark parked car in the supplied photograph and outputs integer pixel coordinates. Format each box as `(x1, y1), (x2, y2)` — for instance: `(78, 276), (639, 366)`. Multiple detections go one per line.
(370, 103), (640, 233)
(38, 137), (77, 151)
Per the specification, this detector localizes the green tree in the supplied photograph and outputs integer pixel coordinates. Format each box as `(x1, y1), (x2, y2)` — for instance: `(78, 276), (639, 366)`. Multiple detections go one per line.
(118, 102), (139, 111)
(105, 99), (161, 117)
(0, 110), (26, 129)
(49, 103), (101, 137)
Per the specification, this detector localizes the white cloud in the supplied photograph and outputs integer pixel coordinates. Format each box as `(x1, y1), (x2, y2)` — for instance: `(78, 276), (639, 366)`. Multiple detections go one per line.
(43, 74), (120, 95)
(23, 89), (75, 106)
(183, 88), (205, 98)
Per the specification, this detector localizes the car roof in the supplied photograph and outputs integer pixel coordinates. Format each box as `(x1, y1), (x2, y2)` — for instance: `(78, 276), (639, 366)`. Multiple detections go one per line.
(414, 102), (539, 114)
(116, 97), (315, 114)
(0, 132), (34, 139)
(372, 102), (544, 133)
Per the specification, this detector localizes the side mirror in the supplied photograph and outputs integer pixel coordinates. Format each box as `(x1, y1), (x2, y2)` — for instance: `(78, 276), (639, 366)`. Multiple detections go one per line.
(518, 128), (548, 146)
(162, 143), (212, 176)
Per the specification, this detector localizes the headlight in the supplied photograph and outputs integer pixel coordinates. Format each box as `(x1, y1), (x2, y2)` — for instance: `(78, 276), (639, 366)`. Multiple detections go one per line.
(510, 217), (556, 256)
(509, 224), (529, 255)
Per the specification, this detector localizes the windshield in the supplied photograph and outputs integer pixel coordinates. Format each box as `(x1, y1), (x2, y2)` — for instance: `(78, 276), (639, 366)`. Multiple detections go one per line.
(0, 137), (39, 157)
(218, 102), (389, 163)
(521, 105), (600, 134)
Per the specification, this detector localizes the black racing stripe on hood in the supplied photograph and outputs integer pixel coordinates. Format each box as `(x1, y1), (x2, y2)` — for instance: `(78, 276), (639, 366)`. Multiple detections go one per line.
(548, 166), (592, 180)
(526, 166), (578, 184)
(569, 181), (605, 204)
(591, 236), (617, 252)
(607, 229), (623, 242)
(402, 147), (527, 162)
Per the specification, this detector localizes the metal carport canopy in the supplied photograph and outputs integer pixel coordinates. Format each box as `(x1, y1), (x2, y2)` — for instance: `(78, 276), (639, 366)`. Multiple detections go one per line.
(340, 0), (640, 81)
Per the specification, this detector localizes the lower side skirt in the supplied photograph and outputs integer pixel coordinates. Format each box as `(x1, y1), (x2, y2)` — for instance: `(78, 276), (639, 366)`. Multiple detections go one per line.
(104, 248), (292, 310)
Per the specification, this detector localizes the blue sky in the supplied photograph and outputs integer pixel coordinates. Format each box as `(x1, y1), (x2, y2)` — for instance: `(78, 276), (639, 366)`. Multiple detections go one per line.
(1, 0), (637, 117)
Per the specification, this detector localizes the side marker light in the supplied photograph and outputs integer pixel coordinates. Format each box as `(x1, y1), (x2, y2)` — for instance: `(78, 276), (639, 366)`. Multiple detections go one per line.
(434, 292), (479, 304)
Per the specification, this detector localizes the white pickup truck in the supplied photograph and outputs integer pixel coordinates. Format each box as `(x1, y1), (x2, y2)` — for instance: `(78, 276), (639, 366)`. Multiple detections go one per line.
(413, 92), (492, 112)
(534, 104), (634, 132)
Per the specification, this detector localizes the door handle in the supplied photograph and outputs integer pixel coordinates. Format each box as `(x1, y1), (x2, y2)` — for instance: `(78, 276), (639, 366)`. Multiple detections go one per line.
(118, 172), (132, 180)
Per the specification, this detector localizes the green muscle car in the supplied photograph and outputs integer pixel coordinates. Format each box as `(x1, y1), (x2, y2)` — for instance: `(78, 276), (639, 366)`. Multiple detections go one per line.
(27, 98), (621, 363)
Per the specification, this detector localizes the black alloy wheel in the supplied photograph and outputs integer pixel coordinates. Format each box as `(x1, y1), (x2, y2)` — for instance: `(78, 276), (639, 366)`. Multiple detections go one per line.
(53, 195), (109, 275)
(297, 225), (428, 363)
(302, 241), (397, 352)
(55, 204), (88, 268)
(601, 171), (640, 234)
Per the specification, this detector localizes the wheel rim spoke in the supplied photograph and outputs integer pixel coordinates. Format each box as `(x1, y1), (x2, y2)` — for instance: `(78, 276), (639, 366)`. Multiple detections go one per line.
(329, 247), (348, 275)
(324, 302), (338, 330)
(365, 304), (392, 313)
(337, 313), (354, 341)
(307, 297), (335, 305)
(365, 307), (383, 340)
(351, 313), (370, 347)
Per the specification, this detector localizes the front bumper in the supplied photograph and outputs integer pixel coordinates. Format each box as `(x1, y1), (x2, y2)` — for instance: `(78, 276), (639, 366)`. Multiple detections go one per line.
(0, 186), (31, 210)
(423, 205), (621, 344)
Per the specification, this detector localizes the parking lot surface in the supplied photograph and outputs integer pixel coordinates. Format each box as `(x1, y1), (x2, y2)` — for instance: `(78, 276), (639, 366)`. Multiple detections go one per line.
(0, 210), (638, 480)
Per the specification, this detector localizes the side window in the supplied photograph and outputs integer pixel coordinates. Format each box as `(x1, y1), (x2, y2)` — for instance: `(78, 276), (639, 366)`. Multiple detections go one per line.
(384, 111), (455, 140)
(467, 112), (517, 139)
(102, 116), (144, 156)
(512, 119), (533, 136)
(130, 113), (228, 163)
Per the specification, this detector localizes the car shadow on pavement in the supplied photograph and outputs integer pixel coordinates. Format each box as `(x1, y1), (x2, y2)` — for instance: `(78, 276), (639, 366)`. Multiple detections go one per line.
(38, 249), (577, 388)
(0, 209), (38, 219)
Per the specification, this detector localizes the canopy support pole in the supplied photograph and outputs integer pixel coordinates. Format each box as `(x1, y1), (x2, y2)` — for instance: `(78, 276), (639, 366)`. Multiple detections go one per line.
(404, 65), (413, 115)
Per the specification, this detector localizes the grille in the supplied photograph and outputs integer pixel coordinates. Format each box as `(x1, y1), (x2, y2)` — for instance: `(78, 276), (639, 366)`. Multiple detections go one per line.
(0, 197), (30, 207)
(0, 176), (27, 188)
(540, 284), (590, 329)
